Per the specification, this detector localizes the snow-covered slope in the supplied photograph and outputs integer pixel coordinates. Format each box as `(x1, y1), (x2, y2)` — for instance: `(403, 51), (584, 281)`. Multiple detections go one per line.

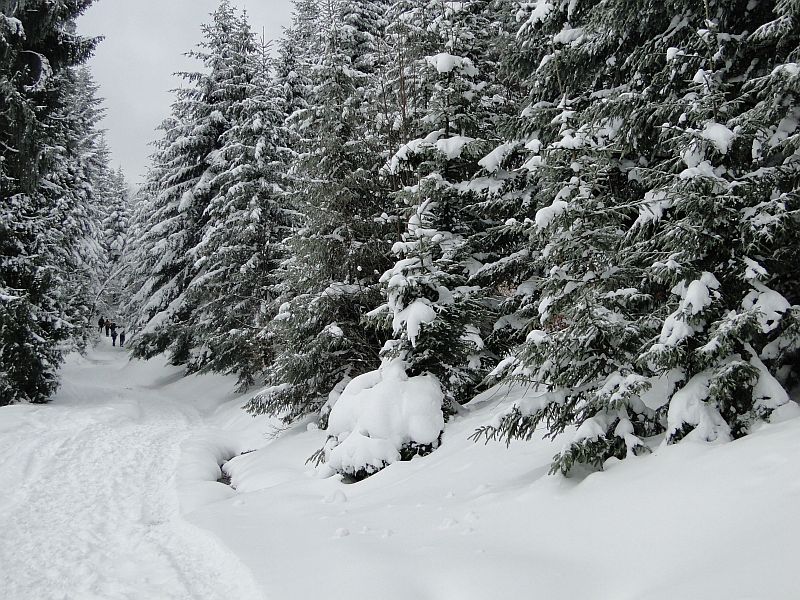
(2, 339), (799, 599)
(198, 388), (800, 600)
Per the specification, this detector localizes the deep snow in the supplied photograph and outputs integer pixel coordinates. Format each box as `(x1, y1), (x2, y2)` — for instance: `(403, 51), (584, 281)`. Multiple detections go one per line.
(0, 340), (263, 600)
(2, 337), (799, 599)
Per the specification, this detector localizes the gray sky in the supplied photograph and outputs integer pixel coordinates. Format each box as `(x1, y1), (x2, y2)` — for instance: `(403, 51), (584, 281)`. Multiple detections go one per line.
(78, 0), (295, 186)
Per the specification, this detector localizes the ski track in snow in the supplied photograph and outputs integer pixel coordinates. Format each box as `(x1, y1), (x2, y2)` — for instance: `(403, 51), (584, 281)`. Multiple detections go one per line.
(0, 341), (264, 600)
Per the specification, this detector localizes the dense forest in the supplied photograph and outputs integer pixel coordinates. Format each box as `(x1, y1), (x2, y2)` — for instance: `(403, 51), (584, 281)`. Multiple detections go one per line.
(3, 0), (800, 478)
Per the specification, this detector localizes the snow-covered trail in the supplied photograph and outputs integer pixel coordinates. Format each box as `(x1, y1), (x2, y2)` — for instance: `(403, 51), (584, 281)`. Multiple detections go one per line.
(0, 339), (264, 600)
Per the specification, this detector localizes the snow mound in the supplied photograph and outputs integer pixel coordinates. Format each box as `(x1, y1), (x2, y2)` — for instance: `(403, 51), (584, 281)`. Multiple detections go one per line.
(666, 353), (792, 445)
(435, 135), (475, 160)
(742, 281), (790, 333)
(658, 273), (720, 346)
(177, 432), (238, 514)
(425, 53), (477, 76)
(701, 121), (735, 154)
(666, 370), (731, 443)
(393, 298), (436, 347)
(534, 199), (568, 229)
(325, 359), (444, 477)
(518, 0), (554, 27)
(479, 142), (517, 173)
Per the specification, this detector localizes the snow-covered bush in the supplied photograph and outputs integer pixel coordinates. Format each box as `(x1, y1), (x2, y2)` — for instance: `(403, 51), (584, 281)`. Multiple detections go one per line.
(320, 358), (445, 480)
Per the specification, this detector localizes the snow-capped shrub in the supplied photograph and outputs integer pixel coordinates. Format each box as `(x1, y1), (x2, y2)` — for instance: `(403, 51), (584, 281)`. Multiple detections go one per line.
(321, 359), (445, 480)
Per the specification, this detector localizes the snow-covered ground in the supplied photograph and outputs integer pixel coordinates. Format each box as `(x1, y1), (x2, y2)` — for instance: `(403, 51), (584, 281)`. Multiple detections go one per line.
(0, 340), (262, 600)
(2, 337), (799, 599)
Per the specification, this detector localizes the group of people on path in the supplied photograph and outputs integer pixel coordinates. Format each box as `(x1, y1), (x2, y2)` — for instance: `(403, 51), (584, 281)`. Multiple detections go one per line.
(98, 316), (126, 348)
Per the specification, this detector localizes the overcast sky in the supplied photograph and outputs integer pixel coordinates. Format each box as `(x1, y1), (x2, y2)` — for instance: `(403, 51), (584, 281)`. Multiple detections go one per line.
(77, 0), (295, 185)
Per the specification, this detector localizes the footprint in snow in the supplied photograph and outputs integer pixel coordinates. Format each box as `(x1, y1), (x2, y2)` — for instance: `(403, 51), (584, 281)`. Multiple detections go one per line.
(463, 511), (480, 523)
(322, 490), (347, 504)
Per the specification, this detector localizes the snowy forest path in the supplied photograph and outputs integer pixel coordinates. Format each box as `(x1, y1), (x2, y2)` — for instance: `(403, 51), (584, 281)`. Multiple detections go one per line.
(0, 338), (264, 600)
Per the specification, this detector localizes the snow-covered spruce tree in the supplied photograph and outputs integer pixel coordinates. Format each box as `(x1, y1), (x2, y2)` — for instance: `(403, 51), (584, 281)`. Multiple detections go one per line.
(474, 0), (800, 475)
(312, 1), (522, 480)
(274, 0), (321, 156)
(126, 1), (253, 364)
(248, 0), (394, 424)
(93, 163), (131, 314)
(39, 66), (109, 352)
(117, 185), (150, 318)
(100, 167), (131, 265)
(120, 116), (184, 354)
(185, 36), (294, 388)
(373, 0), (516, 408)
(466, 1), (593, 376)
(455, 1), (536, 361)
(639, 1), (800, 446)
(0, 1), (98, 404)
(730, 0), (800, 390)
(469, 0), (650, 473)
(271, 0), (325, 322)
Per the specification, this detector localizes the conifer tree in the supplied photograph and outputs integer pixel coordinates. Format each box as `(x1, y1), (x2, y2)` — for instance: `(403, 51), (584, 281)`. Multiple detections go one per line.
(249, 0), (394, 423)
(274, 0), (323, 181)
(373, 0), (516, 407)
(0, 0), (98, 404)
(122, 112), (190, 358)
(186, 36), (294, 387)
(100, 167), (131, 265)
(92, 163), (131, 314)
(39, 66), (108, 351)
(126, 1), (254, 364)
(311, 1), (522, 479)
(475, 0), (800, 474)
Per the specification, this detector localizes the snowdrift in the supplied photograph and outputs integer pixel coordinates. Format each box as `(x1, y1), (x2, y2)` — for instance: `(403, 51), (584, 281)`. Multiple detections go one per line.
(178, 373), (800, 600)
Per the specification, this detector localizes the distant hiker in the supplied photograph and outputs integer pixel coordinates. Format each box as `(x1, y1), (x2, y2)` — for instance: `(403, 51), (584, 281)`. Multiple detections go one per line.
(111, 326), (118, 347)
(98, 316), (105, 332)
(119, 328), (126, 348)
(105, 318), (110, 337)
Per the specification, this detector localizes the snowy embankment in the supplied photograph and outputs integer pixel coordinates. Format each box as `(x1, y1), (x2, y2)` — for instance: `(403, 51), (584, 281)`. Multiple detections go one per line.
(2, 340), (799, 600)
